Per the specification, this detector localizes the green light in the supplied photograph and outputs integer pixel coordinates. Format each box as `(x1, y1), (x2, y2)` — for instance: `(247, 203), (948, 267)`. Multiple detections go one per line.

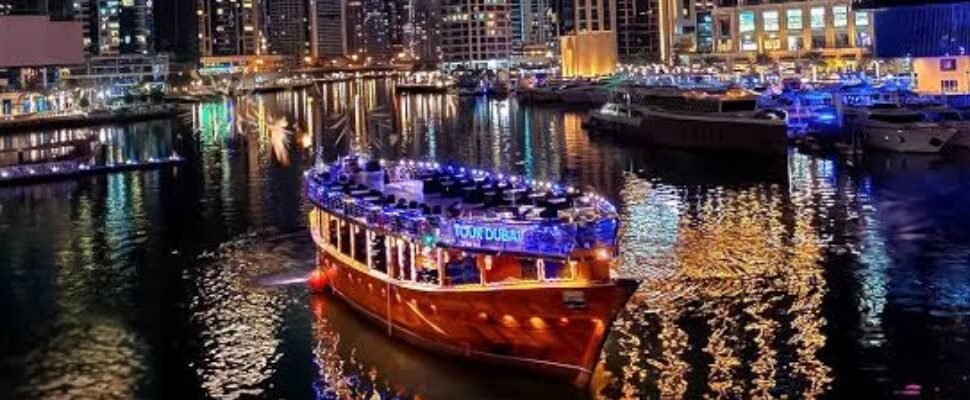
(421, 233), (436, 247)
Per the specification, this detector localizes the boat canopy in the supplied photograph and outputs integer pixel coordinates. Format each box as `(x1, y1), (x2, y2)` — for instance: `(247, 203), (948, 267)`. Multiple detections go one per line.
(306, 156), (619, 258)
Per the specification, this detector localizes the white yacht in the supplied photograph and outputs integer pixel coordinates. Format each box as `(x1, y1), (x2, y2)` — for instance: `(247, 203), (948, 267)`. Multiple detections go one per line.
(585, 102), (645, 132)
(856, 108), (955, 153)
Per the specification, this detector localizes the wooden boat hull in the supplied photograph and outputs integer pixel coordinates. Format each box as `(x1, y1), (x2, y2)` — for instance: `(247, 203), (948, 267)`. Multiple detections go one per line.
(315, 250), (638, 386)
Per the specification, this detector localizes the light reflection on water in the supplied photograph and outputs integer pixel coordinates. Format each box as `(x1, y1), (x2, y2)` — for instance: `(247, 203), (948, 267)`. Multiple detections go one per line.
(2, 81), (970, 399)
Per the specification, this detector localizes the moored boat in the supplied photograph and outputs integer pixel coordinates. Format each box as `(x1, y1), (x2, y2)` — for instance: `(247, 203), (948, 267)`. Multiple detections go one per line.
(306, 156), (638, 386)
(588, 87), (789, 155)
(854, 108), (955, 153)
(920, 107), (970, 148)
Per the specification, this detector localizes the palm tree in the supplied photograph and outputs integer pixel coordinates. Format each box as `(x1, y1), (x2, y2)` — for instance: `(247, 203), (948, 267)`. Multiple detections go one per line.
(857, 54), (875, 73)
(806, 50), (825, 81)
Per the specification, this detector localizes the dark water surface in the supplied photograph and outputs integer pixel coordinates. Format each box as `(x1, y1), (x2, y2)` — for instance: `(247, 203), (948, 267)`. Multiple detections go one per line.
(3, 78), (970, 399)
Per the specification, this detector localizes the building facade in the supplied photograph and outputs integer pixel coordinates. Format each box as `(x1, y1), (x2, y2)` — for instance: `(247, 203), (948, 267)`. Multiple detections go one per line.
(266, 0), (309, 58)
(65, 53), (169, 90)
(197, 0), (267, 57)
(708, 0), (873, 69)
(616, 0), (657, 62)
(75, 0), (154, 55)
(559, 0), (618, 76)
(440, 0), (512, 70)
(410, 0), (442, 62)
(310, 0), (348, 60)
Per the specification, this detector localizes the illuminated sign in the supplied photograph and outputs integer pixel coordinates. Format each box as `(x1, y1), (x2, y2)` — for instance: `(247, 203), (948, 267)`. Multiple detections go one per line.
(453, 223), (524, 243)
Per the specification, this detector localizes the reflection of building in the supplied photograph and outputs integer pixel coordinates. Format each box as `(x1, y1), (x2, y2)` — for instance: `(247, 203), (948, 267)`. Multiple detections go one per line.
(709, 0), (873, 69)
(560, 0), (618, 75)
(197, 0), (267, 57)
(441, 0), (512, 70)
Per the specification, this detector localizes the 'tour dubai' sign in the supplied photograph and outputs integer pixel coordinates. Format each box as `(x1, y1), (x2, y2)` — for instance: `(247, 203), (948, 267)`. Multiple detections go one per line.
(453, 223), (525, 243)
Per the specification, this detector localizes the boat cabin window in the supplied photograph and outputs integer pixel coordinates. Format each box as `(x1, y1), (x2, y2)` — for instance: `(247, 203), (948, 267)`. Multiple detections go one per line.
(543, 259), (573, 281)
(327, 214), (338, 247)
(339, 219), (352, 255)
(370, 233), (387, 274)
(482, 255), (540, 284)
(414, 244), (439, 285)
(443, 251), (481, 286)
(869, 113), (926, 124)
(352, 224), (367, 264)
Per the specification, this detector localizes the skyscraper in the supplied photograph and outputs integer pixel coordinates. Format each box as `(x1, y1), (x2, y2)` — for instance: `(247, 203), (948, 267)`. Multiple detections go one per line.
(197, 0), (266, 56)
(559, 0), (618, 76)
(511, 0), (555, 52)
(440, 0), (512, 69)
(266, 0), (309, 57)
(310, 0), (348, 59)
(616, 0), (658, 62)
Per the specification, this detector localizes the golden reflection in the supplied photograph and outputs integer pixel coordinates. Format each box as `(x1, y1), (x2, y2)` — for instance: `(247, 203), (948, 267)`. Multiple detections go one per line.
(605, 169), (830, 399)
(190, 233), (288, 399)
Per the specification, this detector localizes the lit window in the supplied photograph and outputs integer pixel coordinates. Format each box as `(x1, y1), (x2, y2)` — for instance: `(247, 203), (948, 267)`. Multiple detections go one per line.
(811, 7), (825, 29)
(763, 11), (779, 32)
(855, 11), (869, 27)
(787, 9), (802, 30)
(739, 11), (755, 33)
(741, 34), (757, 51)
(833, 6), (847, 28)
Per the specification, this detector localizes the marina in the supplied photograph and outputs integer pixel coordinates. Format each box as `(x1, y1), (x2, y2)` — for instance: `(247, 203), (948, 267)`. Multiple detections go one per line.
(3, 81), (970, 398)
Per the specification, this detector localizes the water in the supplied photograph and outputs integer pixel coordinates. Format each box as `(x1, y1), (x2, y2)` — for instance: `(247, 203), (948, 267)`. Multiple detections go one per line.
(2, 78), (970, 399)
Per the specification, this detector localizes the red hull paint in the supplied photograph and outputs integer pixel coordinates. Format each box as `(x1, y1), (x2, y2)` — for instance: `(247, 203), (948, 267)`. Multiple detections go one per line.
(316, 250), (638, 386)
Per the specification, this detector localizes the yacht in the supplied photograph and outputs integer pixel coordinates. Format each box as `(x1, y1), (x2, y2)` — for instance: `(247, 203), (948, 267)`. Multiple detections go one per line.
(306, 156), (638, 385)
(585, 102), (645, 132)
(588, 87), (788, 155)
(854, 108), (955, 153)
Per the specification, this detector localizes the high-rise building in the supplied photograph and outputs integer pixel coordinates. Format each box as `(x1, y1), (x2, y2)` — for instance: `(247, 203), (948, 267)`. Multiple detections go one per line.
(656, 0), (714, 63)
(440, 0), (512, 69)
(310, 0), (348, 59)
(559, 0), (618, 76)
(708, 0), (873, 70)
(616, 0), (658, 62)
(60, 0), (154, 55)
(573, 0), (616, 31)
(342, 0), (395, 60)
(510, 0), (556, 61)
(410, 0), (442, 61)
(197, 0), (267, 57)
(266, 0), (309, 58)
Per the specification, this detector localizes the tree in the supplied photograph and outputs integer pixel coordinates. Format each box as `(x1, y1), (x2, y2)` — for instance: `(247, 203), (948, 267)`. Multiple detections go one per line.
(78, 97), (89, 109)
(755, 52), (773, 66)
(857, 54), (875, 73)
